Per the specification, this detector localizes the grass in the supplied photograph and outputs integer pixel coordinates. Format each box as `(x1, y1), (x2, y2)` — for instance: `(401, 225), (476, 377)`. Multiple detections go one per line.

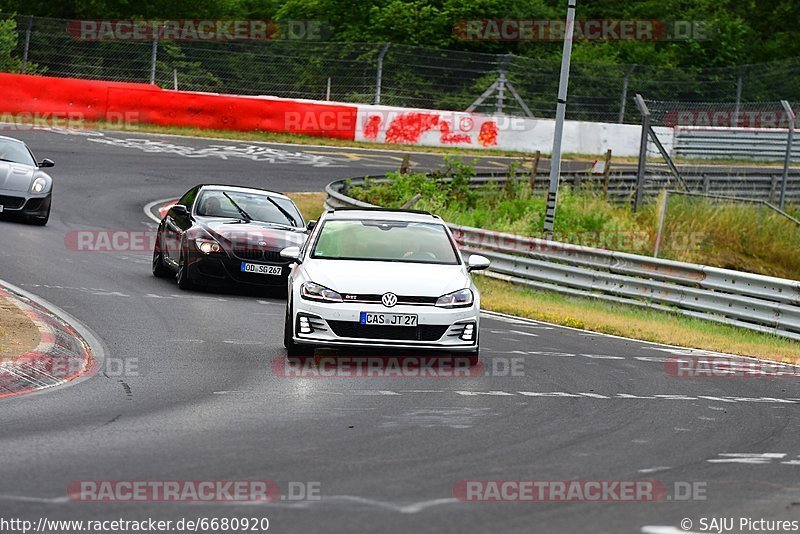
(0, 297), (40, 360)
(286, 192), (326, 221)
(477, 276), (800, 361)
(348, 162), (800, 279)
(285, 188), (800, 362)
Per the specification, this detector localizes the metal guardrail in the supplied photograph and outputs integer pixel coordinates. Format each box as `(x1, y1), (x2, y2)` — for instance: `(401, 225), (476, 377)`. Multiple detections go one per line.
(675, 128), (800, 161)
(326, 177), (800, 341)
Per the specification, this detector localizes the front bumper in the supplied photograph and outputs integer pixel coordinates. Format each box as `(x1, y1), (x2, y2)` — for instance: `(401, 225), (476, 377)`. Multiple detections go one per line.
(186, 253), (290, 287)
(0, 189), (51, 218)
(291, 299), (480, 352)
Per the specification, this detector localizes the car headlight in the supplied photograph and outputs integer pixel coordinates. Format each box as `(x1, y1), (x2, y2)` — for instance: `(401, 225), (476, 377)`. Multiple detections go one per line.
(436, 288), (474, 308)
(194, 238), (221, 254)
(301, 281), (343, 303)
(30, 177), (47, 193)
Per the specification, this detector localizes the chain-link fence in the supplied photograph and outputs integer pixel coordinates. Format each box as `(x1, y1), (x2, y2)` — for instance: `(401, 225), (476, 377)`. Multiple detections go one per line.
(6, 15), (800, 123)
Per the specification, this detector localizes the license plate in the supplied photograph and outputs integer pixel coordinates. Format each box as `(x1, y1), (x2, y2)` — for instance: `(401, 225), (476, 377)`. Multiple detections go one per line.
(240, 262), (282, 275)
(360, 312), (418, 326)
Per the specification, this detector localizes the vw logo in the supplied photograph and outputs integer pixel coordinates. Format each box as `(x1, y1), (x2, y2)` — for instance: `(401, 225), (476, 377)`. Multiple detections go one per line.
(258, 241), (268, 247)
(381, 292), (398, 308)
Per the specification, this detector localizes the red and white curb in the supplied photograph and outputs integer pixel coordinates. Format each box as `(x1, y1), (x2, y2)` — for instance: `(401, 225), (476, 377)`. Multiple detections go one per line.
(143, 197), (177, 224)
(0, 281), (100, 399)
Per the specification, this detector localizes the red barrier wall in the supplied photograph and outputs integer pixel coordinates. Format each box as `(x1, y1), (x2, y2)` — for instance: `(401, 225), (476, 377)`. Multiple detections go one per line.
(0, 73), (357, 140)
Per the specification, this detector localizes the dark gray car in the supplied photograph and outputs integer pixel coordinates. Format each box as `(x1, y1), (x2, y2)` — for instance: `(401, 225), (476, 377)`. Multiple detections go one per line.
(0, 135), (55, 225)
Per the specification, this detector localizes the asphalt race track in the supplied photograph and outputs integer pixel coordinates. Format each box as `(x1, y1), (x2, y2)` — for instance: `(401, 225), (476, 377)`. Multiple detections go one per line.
(2, 128), (800, 534)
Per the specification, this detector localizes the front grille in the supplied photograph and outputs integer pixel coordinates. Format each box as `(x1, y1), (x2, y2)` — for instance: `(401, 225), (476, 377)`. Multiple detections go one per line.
(231, 248), (284, 263)
(0, 195), (25, 210)
(327, 321), (448, 341)
(340, 294), (439, 306)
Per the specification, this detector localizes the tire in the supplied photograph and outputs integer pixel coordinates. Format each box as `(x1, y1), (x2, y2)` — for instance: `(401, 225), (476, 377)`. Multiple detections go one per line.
(284, 301), (315, 358)
(152, 234), (172, 278)
(176, 248), (195, 290)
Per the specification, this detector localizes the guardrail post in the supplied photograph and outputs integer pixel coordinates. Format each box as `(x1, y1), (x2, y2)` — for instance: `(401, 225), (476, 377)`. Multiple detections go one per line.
(780, 100), (795, 210)
(21, 15), (32, 74)
(633, 94), (650, 212)
(702, 173), (710, 194)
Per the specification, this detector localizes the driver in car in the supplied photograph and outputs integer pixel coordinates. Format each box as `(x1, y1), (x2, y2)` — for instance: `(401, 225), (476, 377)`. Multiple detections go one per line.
(200, 196), (223, 217)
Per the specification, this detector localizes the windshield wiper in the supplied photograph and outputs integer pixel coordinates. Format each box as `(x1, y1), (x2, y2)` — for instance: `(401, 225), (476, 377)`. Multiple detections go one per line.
(222, 192), (253, 223)
(266, 196), (299, 227)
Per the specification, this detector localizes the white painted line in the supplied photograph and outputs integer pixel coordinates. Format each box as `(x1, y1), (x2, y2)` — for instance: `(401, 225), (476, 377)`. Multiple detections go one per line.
(637, 466), (671, 474)
(143, 197), (177, 223)
(508, 329), (539, 337)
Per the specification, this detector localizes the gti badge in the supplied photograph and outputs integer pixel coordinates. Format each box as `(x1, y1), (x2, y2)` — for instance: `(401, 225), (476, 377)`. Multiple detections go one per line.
(381, 292), (398, 308)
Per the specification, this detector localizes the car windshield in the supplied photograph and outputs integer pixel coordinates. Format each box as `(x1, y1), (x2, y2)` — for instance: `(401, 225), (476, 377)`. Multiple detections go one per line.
(312, 219), (460, 265)
(0, 139), (35, 166)
(195, 190), (302, 227)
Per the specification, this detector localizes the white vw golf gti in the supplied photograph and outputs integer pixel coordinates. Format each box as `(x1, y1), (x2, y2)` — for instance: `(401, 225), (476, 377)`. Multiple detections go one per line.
(280, 208), (490, 363)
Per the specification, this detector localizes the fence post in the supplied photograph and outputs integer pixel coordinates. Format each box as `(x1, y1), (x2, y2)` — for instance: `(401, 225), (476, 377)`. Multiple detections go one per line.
(633, 94), (651, 212)
(733, 68), (744, 125)
(374, 43), (390, 105)
(780, 100), (795, 210)
(326, 77), (331, 101)
(149, 29), (159, 85)
(172, 68), (178, 90)
(529, 150), (541, 193)
(602, 149), (612, 198)
(617, 64), (636, 123)
(21, 15), (32, 74)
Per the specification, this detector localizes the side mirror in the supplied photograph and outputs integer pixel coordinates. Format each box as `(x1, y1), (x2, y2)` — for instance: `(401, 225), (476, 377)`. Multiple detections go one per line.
(467, 254), (490, 272)
(306, 220), (316, 232)
(170, 204), (189, 216)
(280, 246), (302, 263)
(39, 159), (55, 168)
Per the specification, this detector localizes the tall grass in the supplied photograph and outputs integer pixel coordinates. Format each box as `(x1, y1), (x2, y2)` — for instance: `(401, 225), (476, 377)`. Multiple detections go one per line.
(348, 159), (800, 279)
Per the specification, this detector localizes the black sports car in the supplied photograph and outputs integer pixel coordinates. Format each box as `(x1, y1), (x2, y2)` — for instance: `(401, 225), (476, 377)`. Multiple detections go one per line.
(152, 185), (309, 290)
